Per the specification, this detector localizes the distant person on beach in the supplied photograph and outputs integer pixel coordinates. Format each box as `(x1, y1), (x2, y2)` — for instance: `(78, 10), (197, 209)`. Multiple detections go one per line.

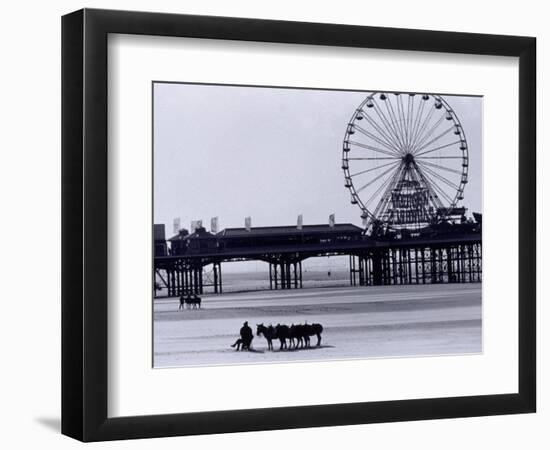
(240, 321), (253, 347)
(230, 321), (253, 351)
(178, 295), (185, 310)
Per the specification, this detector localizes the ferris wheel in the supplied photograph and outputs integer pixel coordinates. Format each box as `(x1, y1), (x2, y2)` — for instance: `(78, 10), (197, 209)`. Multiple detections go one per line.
(342, 92), (469, 234)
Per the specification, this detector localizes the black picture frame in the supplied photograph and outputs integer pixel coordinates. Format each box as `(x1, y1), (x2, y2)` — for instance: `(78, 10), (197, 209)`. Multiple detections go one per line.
(62, 8), (536, 442)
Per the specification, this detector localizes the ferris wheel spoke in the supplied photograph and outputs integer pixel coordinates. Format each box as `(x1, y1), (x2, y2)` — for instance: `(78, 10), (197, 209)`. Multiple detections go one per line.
(350, 125), (397, 153)
(417, 163), (460, 194)
(417, 156), (463, 160)
(370, 163), (406, 217)
(409, 98), (427, 149)
(412, 115), (445, 152)
(350, 126), (402, 155)
(356, 163), (401, 194)
(349, 160), (400, 178)
(416, 161), (461, 192)
(375, 98), (404, 150)
(401, 167), (432, 221)
(416, 159), (463, 175)
(410, 163), (446, 209)
(387, 95), (406, 145)
(416, 168), (455, 206)
(415, 140), (461, 157)
(407, 167), (440, 220)
(403, 95), (411, 148)
(414, 126), (455, 154)
(372, 102), (404, 152)
(410, 108), (437, 153)
(365, 167), (401, 209)
(384, 95), (407, 150)
(347, 157), (398, 161)
(349, 139), (401, 158)
(360, 109), (403, 151)
(396, 95), (409, 148)
(366, 166), (403, 223)
(406, 95), (415, 149)
(400, 95), (411, 146)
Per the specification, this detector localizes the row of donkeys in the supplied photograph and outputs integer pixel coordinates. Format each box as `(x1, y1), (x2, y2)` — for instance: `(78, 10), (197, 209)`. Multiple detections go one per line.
(256, 323), (323, 350)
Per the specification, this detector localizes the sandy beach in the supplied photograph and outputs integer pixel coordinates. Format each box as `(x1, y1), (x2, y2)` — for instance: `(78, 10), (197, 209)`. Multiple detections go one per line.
(154, 283), (482, 368)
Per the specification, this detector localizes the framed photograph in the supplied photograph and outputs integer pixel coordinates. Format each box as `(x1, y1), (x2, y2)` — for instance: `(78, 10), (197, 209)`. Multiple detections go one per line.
(62, 8), (536, 442)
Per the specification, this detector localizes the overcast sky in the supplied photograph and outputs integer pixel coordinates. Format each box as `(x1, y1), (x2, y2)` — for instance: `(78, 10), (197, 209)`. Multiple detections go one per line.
(153, 82), (482, 236)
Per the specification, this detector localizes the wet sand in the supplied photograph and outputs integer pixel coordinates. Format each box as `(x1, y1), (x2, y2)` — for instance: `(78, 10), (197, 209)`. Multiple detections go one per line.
(154, 283), (482, 368)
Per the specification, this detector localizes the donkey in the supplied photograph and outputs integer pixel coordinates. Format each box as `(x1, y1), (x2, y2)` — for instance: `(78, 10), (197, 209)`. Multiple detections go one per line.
(256, 324), (277, 351)
(304, 323), (324, 347)
(275, 324), (290, 350)
(185, 295), (201, 309)
(289, 324), (304, 348)
(289, 323), (324, 348)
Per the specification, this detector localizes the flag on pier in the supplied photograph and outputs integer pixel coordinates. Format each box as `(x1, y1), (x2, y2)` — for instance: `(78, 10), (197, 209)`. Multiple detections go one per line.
(297, 214), (303, 230)
(191, 220), (202, 233)
(329, 214), (335, 228)
(245, 216), (252, 231)
(173, 217), (181, 235)
(211, 217), (219, 234)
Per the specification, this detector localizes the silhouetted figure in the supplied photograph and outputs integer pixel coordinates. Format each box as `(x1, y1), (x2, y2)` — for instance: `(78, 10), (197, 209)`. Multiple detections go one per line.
(241, 321), (253, 347)
(185, 294), (193, 309)
(178, 295), (185, 310)
(231, 321), (253, 351)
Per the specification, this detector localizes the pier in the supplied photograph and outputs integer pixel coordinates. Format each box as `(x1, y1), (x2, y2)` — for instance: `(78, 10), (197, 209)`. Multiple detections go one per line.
(154, 222), (481, 297)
